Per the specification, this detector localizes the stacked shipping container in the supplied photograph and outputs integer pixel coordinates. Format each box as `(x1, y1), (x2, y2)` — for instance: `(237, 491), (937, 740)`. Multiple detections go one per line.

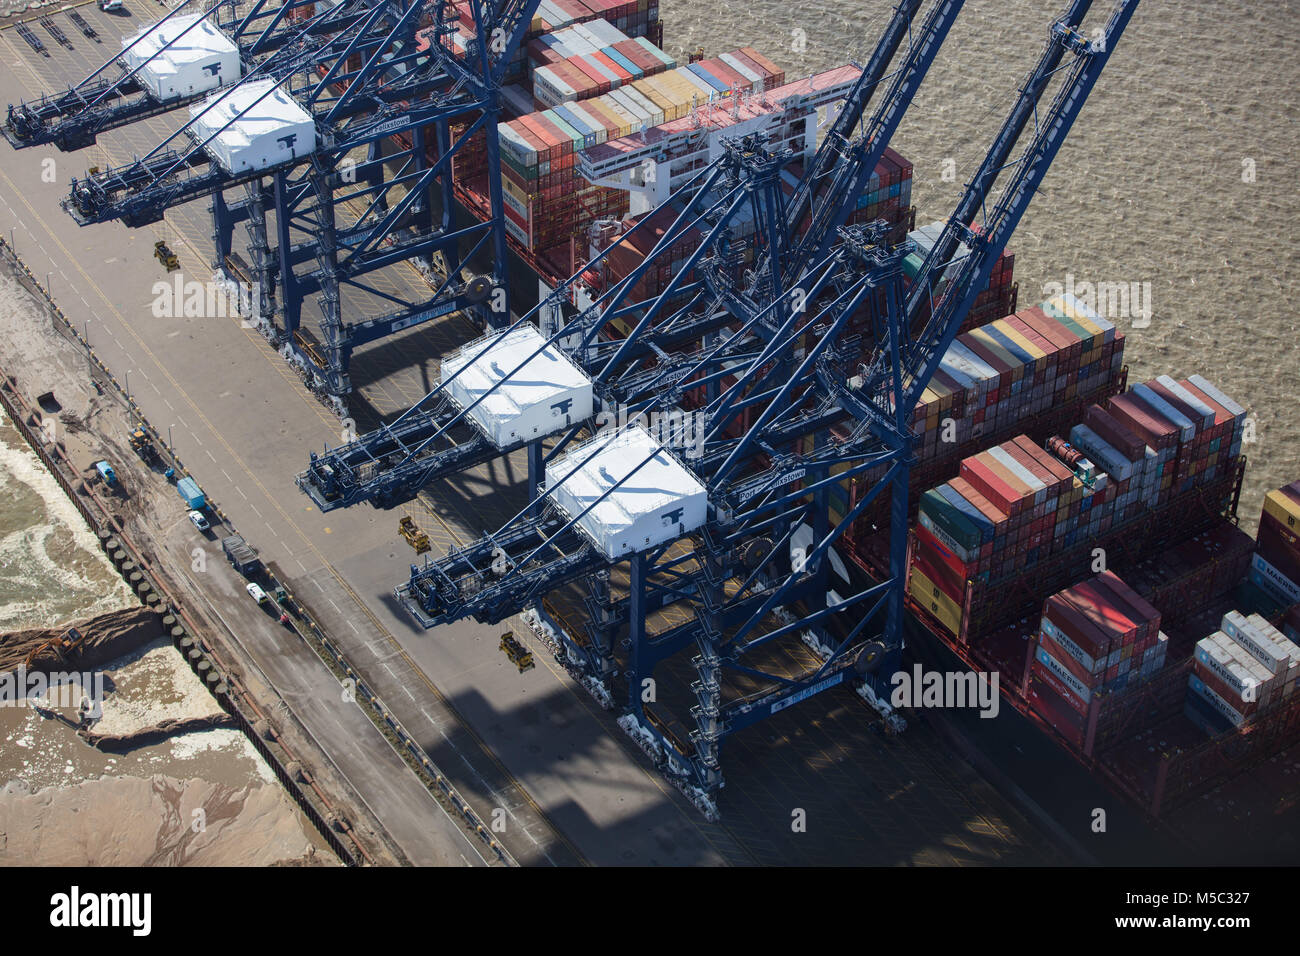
(1067, 372), (1245, 519)
(445, 0), (664, 86)
(497, 51), (787, 257)
(911, 295), (1123, 461)
(1027, 572), (1168, 747)
(909, 372), (1248, 643)
(905, 221), (1016, 333)
(1249, 481), (1300, 609)
(1186, 611), (1300, 733)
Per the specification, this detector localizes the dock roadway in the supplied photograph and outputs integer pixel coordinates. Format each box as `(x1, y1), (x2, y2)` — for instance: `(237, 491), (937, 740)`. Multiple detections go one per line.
(0, 2), (1055, 866)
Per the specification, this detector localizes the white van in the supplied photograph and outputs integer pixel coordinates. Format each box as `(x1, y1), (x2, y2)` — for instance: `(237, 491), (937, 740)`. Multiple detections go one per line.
(245, 582), (269, 605)
(99, 0), (124, 11)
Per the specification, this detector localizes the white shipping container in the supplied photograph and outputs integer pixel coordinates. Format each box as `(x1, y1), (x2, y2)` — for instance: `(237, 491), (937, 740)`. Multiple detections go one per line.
(719, 52), (762, 88)
(533, 65), (577, 106)
(536, 0), (574, 29)
(564, 102), (609, 144)
(583, 19), (629, 46)
(618, 85), (663, 127)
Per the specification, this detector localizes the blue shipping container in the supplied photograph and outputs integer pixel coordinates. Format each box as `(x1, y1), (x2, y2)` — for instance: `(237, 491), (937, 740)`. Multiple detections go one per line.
(177, 476), (206, 509)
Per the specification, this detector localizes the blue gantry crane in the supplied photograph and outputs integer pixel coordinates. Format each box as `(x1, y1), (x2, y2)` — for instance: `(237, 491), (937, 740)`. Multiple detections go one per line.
(294, 0), (938, 510)
(6, 0), (545, 398)
(298, 0), (1138, 816)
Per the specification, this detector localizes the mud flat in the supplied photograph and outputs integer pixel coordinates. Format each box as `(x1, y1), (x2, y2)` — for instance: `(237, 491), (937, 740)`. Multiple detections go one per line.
(0, 774), (337, 866)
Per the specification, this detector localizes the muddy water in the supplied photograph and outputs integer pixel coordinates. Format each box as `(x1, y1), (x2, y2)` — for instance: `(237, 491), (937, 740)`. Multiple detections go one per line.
(658, 0), (1298, 532)
(0, 411), (136, 630)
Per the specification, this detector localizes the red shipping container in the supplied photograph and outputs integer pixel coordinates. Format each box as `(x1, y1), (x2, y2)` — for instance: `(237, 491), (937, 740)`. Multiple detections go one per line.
(590, 50), (631, 83)
(1108, 392), (1177, 450)
(948, 476), (1010, 533)
(727, 49), (772, 88)
(1029, 656), (1090, 717)
(1064, 578), (1140, 645)
(698, 58), (746, 93)
(960, 457), (1023, 517)
(1042, 593), (1112, 666)
(915, 524), (974, 583)
(739, 46), (785, 87)
(1027, 676), (1090, 750)
(1083, 403), (1146, 461)
(561, 56), (605, 94)
(1012, 435), (1075, 486)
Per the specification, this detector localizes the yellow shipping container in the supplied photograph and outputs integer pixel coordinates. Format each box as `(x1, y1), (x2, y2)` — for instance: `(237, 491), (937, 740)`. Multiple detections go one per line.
(644, 73), (691, 111)
(589, 97), (634, 138)
(992, 319), (1046, 366)
(501, 172), (533, 205)
(908, 566), (964, 637)
(1048, 295), (1106, 343)
(1264, 489), (1300, 530)
(967, 327), (1024, 379)
(631, 80), (678, 122)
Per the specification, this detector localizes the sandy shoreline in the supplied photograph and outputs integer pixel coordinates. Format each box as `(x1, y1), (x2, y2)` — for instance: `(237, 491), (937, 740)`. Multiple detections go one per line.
(0, 263), (335, 866)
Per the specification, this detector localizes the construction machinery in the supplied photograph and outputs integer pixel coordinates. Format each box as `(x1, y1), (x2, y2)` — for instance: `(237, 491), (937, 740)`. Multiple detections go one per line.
(5, 0), (1141, 817)
(11, 0), (541, 397)
(499, 632), (534, 672)
(397, 515), (430, 554)
(153, 239), (179, 272)
(361, 0), (1139, 817)
(24, 627), (88, 671)
(128, 422), (156, 463)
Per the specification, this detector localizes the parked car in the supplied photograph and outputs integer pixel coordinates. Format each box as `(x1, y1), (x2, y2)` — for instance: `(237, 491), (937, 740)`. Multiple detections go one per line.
(98, 0), (123, 11)
(246, 582), (269, 605)
(188, 510), (210, 532)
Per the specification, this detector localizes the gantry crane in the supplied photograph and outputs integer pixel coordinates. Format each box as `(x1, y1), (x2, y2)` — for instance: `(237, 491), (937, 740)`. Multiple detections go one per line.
(295, 0), (942, 510)
(299, 0), (1138, 816)
(6, 0), (544, 398)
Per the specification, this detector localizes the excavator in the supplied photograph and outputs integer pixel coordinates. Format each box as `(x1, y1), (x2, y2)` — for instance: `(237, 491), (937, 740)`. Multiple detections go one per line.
(23, 626), (87, 670)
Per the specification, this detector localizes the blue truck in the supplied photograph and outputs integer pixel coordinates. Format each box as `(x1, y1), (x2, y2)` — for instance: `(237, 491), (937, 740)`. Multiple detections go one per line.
(176, 476), (205, 510)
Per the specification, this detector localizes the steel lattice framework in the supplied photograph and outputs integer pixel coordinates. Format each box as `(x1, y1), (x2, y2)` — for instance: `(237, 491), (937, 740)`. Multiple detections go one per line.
(6, 0), (1140, 817)
(298, 0), (1139, 816)
(6, 0), (544, 396)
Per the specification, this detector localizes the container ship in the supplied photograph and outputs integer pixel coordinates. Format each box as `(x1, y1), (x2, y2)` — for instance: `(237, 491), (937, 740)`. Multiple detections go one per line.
(404, 1), (1016, 320)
